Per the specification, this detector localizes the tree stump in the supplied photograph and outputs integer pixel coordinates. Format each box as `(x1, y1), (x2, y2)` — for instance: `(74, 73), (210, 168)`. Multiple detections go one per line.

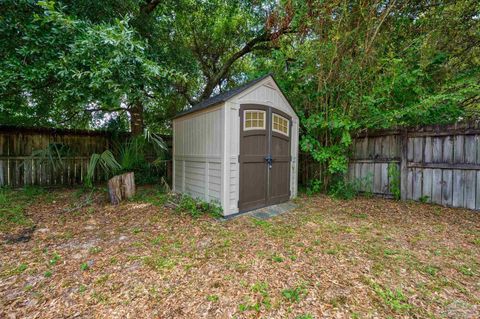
(108, 172), (135, 205)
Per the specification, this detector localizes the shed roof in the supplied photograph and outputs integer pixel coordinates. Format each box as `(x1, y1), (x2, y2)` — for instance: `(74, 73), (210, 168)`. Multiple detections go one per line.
(174, 74), (273, 119)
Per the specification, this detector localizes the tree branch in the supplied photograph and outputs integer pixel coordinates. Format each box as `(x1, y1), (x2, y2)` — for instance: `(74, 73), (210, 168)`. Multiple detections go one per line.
(363, 0), (397, 60)
(181, 92), (196, 106)
(200, 27), (296, 101)
(198, 31), (273, 101)
(189, 25), (213, 79)
(140, 0), (162, 15)
(84, 107), (129, 113)
(175, 83), (196, 106)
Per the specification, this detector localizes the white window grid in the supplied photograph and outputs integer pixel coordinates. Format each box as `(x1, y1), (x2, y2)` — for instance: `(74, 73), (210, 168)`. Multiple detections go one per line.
(243, 110), (266, 131)
(272, 113), (289, 136)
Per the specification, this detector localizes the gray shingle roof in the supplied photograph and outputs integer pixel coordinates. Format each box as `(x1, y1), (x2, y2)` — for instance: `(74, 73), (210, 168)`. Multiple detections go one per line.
(174, 74), (272, 119)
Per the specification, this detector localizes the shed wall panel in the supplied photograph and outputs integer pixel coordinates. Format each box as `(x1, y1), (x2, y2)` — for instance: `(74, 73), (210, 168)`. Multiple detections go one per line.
(173, 106), (224, 206)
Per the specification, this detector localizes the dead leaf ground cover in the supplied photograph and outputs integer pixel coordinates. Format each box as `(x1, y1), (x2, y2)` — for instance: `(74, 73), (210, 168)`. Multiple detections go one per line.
(1, 186), (479, 318)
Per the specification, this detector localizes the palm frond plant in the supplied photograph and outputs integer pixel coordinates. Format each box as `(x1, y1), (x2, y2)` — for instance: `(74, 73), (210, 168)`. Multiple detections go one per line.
(22, 143), (72, 172)
(113, 131), (168, 184)
(84, 150), (122, 188)
(116, 136), (146, 171)
(83, 130), (168, 188)
(144, 129), (167, 153)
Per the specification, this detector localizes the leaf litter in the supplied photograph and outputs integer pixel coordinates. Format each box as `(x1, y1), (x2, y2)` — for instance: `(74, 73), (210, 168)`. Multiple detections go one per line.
(0, 189), (479, 318)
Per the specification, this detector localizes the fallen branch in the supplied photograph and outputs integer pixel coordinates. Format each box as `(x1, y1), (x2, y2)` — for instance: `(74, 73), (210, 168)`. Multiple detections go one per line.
(57, 190), (95, 214)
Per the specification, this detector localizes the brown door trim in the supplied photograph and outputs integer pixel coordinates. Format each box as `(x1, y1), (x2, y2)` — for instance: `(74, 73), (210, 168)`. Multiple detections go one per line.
(267, 108), (291, 205)
(238, 104), (292, 213)
(238, 104), (269, 212)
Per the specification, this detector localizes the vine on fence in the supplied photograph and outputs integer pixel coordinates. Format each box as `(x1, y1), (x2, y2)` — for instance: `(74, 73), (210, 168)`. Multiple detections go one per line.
(388, 163), (401, 200)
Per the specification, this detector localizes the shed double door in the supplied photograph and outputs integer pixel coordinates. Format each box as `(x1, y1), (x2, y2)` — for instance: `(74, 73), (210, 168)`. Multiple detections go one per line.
(238, 104), (291, 212)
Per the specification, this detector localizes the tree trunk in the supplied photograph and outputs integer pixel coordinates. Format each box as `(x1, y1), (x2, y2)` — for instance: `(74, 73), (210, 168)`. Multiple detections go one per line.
(122, 172), (136, 199)
(130, 101), (144, 136)
(108, 172), (136, 205)
(108, 175), (123, 205)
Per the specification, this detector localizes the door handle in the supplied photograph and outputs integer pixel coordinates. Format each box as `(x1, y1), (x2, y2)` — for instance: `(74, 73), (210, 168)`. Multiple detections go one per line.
(264, 155), (273, 169)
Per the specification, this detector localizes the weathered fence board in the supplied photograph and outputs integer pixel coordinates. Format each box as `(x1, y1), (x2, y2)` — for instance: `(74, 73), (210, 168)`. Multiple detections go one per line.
(0, 126), (172, 188)
(476, 171), (480, 210)
(422, 169), (432, 202)
(432, 169), (442, 204)
(349, 131), (402, 196)
(444, 136), (454, 163)
(442, 170), (453, 206)
(465, 136), (476, 163)
(349, 122), (480, 211)
(452, 170), (464, 207)
(465, 170), (476, 210)
(432, 137), (442, 163)
(413, 169), (422, 200)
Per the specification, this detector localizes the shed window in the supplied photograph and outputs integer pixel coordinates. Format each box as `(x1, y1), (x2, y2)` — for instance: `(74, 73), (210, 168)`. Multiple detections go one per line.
(244, 110), (265, 130)
(272, 113), (289, 136)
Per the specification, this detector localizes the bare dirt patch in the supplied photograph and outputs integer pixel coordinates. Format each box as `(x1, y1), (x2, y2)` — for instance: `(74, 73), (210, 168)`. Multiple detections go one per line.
(1, 188), (479, 318)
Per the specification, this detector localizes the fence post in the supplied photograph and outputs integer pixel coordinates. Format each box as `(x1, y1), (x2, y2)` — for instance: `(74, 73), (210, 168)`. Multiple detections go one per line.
(400, 129), (408, 200)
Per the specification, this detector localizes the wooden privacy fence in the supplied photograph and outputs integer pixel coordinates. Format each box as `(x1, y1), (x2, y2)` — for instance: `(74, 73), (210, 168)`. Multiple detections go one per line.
(0, 126), (172, 188)
(298, 152), (323, 187)
(349, 122), (480, 210)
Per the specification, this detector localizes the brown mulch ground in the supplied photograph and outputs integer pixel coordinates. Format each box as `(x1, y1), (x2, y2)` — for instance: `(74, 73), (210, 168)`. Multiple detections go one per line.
(1, 188), (479, 318)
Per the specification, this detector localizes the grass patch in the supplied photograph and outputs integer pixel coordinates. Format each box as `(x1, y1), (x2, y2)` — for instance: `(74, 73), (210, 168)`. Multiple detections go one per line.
(0, 189), (7, 204)
(271, 254), (284, 263)
(351, 213), (368, 219)
(384, 249), (400, 256)
(207, 294), (219, 302)
(0, 205), (32, 232)
(329, 295), (348, 307)
(238, 281), (271, 312)
(458, 265), (474, 276)
(424, 265), (440, 276)
(0, 187), (45, 232)
(134, 190), (224, 218)
(22, 185), (46, 197)
(0, 263), (29, 278)
(78, 285), (87, 294)
(17, 263), (28, 273)
(89, 247), (102, 255)
(49, 252), (61, 266)
(175, 194), (223, 218)
(151, 235), (164, 246)
(94, 274), (110, 286)
(370, 280), (412, 313)
(251, 218), (296, 239)
(91, 291), (109, 303)
(325, 248), (339, 255)
(143, 255), (176, 271)
(130, 187), (169, 206)
(281, 285), (307, 303)
(251, 218), (272, 229)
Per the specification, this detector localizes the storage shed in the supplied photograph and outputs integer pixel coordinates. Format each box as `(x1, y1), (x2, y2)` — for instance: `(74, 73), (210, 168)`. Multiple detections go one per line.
(172, 74), (299, 217)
